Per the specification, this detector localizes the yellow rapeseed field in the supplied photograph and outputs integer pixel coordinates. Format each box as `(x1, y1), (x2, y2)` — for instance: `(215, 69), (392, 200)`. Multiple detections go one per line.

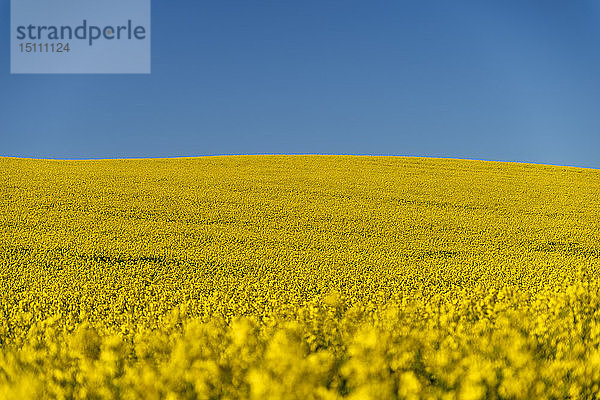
(1, 155), (600, 399)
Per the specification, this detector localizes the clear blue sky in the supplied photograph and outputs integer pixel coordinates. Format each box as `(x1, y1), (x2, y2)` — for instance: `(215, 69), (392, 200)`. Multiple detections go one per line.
(1, 1), (600, 167)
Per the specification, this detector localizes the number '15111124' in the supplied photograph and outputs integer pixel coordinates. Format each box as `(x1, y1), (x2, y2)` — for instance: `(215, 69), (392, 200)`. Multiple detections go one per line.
(19, 43), (70, 53)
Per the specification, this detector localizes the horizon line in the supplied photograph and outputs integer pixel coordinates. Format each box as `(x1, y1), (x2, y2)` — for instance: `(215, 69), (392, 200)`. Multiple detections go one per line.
(0, 153), (597, 172)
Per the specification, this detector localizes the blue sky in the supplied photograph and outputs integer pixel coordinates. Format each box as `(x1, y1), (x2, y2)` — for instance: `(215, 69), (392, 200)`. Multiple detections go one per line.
(1, 1), (600, 167)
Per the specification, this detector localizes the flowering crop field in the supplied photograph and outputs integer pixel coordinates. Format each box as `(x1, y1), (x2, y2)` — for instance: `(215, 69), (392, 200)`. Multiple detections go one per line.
(1, 155), (600, 399)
